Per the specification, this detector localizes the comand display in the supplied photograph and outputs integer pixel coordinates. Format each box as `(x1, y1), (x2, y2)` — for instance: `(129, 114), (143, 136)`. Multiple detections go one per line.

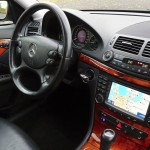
(107, 82), (150, 120)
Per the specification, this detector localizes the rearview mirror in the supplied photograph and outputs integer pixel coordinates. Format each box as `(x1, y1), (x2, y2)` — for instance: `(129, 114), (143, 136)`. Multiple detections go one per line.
(0, 1), (7, 20)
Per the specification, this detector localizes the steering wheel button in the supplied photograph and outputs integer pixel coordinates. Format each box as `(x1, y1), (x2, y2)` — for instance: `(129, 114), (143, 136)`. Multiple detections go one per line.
(16, 47), (21, 54)
(46, 58), (55, 65)
(18, 41), (22, 48)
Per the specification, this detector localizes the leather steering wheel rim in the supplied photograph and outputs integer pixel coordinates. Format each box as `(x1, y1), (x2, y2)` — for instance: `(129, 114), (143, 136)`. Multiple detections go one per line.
(9, 3), (72, 96)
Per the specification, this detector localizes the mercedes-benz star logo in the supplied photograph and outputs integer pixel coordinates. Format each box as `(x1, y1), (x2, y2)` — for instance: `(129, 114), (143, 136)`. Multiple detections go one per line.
(28, 43), (37, 58)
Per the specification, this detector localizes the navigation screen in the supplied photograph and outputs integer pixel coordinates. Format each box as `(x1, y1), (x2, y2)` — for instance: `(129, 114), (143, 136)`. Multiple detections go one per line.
(107, 82), (150, 120)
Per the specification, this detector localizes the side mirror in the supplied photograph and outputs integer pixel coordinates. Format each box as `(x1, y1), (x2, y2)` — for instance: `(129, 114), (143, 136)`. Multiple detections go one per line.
(0, 1), (7, 20)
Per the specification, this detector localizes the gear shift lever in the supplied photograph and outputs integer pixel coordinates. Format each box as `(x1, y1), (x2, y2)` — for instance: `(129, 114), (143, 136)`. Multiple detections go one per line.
(100, 129), (116, 150)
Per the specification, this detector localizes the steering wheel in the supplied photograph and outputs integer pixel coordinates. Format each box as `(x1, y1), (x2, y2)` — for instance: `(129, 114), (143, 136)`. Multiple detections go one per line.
(9, 3), (72, 96)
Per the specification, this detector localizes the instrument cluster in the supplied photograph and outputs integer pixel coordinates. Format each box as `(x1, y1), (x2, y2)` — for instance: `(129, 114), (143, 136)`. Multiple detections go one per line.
(72, 25), (98, 51)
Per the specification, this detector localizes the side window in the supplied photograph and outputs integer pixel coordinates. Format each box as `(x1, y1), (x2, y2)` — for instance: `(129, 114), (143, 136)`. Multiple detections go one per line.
(0, 0), (13, 25)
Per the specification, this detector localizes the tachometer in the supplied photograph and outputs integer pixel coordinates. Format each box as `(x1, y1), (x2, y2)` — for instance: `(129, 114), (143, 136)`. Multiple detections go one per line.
(72, 26), (89, 48)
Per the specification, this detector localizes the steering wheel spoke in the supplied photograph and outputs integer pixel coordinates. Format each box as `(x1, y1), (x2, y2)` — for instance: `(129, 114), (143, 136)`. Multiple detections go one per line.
(11, 59), (28, 76)
(33, 67), (47, 84)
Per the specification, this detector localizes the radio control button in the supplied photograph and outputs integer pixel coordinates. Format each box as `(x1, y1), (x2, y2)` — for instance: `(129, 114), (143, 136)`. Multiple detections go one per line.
(98, 79), (103, 83)
(98, 75), (103, 79)
(139, 131), (143, 135)
(96, 87), (100, 91)
(120, 63), (126, 68)
(124, 124), (129, 128)
(131, 67), (136, 72)
(126, 65), (131, 70)
(137, 68), (142, 73)
(127, 116), (131, 120)
(116, 61), (122, 67)
(142, 70), (148, 75)
(114, 54), (119, 59)
(102, 81), (107, 85)
(100, 89), (105, 94)
(133, 119), (137, 122)
(97, 83), (101, 87)
(101, 85), (106, 89)
(103, 77), (108, 81)
(118, 55), (124, 60)
(111, 60), (117, 65)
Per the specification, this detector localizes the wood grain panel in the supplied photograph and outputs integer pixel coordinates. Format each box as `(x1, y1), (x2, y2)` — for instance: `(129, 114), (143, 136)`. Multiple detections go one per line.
(79, 53), (150, 88)
(0, 39), (10, 56)
(81, 105), (149, 150)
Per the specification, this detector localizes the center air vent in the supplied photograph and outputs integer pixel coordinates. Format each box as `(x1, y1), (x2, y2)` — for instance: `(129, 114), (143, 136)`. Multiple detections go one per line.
(142, 41), (150, 58)
(113, 36), (144, 55)
(26, 22), (40, 36)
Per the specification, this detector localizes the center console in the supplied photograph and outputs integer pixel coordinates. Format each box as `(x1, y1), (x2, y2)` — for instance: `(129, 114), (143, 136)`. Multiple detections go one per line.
(95, 71), (150, 140)
(95, 72), (150, 128)
(79, 53), (150, 149)
(79, 22), (150, 149)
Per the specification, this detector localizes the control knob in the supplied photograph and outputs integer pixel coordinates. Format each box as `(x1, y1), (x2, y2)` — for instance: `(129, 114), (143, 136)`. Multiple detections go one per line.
(103, 50), (114, 62)
(95, 94), (104, 103)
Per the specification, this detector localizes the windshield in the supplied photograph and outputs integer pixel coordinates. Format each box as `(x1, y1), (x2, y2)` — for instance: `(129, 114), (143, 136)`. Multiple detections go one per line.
(38, 0), (150, 11)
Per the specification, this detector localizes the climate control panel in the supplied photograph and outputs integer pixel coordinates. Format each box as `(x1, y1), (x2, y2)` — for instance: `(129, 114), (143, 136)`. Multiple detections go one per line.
(98, 110), (148, 140)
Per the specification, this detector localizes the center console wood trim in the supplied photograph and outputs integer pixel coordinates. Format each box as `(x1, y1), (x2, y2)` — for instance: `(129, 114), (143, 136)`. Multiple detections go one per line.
(80, 53), (150, 88)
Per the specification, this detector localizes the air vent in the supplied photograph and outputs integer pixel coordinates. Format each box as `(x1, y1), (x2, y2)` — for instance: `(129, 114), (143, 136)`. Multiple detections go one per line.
(113, 36), (144, 55)
(142, 42), (150, 58)
(26, 21), (40, 36)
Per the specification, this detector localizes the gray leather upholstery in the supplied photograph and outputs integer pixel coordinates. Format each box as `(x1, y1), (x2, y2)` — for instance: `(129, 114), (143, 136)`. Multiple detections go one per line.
(0, 118), (39, 150)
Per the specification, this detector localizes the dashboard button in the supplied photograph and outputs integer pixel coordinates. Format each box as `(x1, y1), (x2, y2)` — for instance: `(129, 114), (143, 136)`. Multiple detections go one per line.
(120, 63), (126, 68)
(103, 77), (108, 81)
(142, 70), (148, 75)
(98, 75), (103, 79)
(116, 61), (122, 67)
(98, 79), (103, 83)
(96, 87), (100, 91)
(97, 83), (101, 87)
(111, 60), (117, 65)
(101, 85), (106, 89)
(126, 65), (131, 70)
(137, 68), (142, 73)
(102, 81), (107, 85)
(131, 67), (136, 72)
(114, 54), (119, 59)
(99, 89), (105, 94)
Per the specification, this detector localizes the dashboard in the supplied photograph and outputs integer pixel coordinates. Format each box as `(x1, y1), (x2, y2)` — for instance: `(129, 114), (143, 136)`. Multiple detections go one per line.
(25, 9), (150, 149)
(41, 11), (100, 51)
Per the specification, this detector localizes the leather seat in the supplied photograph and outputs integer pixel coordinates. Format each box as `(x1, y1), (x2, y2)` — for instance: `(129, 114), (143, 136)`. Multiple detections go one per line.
(0, 118), (39, 150)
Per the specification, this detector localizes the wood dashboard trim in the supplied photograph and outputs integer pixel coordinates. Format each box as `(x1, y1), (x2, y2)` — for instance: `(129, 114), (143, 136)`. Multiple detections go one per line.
(0, 39), (10, 56)
(79, 53), (150, 88)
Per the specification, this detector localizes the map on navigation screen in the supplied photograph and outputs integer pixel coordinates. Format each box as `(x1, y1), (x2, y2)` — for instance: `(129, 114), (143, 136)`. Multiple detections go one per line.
(107, 82), (150, 119)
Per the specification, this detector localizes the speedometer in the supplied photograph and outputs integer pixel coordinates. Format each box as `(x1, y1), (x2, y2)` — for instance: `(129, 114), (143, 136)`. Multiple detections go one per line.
(72, 26), (89, 48)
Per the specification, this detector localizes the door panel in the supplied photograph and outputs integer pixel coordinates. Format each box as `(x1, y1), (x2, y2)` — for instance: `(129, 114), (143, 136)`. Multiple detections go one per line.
(0, 23), (15, 109)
